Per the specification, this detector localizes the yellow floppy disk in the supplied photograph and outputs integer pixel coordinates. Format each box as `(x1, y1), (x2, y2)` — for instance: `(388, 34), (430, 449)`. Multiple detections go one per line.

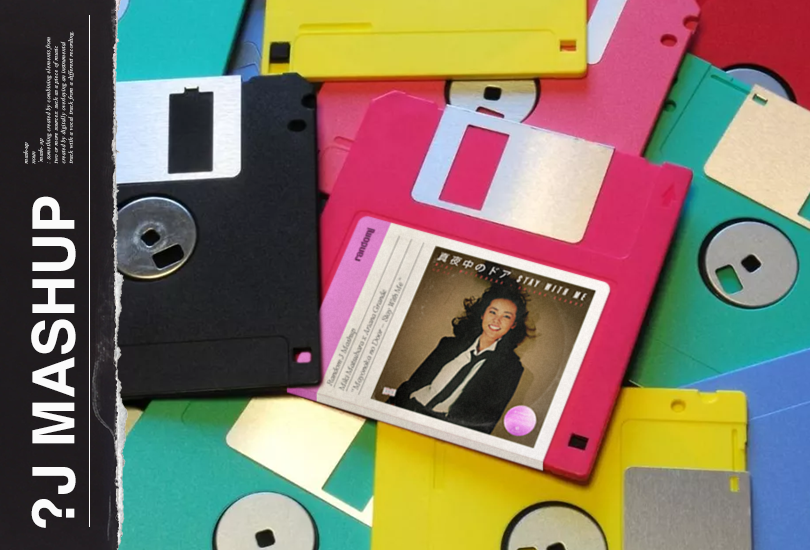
(262, 0), (587, 80)
(373, 388), (751, 550)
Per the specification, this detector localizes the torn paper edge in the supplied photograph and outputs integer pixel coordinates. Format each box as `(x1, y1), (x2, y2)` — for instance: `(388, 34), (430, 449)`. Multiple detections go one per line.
(113, 1), (123, 548)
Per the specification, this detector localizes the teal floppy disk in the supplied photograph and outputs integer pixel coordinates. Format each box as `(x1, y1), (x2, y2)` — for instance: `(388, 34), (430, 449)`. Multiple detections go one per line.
(628, 54), (810, 388)
(121, 397), (374, 549)
(117, 0), (246, 81)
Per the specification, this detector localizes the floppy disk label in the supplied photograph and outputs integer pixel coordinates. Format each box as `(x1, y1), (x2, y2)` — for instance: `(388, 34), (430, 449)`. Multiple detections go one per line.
(309, 91), (690, 479)
(313, 217), (609, 467)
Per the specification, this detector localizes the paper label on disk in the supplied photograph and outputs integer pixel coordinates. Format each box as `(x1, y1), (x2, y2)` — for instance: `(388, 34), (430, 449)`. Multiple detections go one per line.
(316, 216), (609, 467)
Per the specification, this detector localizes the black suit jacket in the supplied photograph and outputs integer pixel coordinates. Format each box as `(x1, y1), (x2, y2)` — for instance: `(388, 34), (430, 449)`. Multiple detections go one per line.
(388, 335), (524, 434)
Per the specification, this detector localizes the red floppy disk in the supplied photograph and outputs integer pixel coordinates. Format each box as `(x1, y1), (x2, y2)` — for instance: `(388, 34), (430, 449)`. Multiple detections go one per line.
(690, 0), (808, 105)
(295, 92), (690, 481)
(316, 0), (699, 194)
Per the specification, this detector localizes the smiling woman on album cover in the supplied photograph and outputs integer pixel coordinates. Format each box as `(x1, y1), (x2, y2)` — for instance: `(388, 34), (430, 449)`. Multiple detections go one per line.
(387, 281), (535, 434)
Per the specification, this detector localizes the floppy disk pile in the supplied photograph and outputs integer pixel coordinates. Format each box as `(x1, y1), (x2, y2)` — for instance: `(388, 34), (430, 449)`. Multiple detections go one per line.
(116, 1), (809, 549)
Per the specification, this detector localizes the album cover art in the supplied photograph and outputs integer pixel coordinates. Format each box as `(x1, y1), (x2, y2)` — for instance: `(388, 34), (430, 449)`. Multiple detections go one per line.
(371, 246), (596, 446)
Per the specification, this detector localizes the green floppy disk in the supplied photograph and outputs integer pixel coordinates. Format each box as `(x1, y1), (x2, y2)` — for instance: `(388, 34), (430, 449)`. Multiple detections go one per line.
(121, 397), (374, 549)
(117, 0), (245, 81)
(629, 54), (810, 387)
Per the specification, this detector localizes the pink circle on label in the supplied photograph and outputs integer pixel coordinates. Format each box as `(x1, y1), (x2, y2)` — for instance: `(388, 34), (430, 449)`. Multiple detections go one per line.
(504, 406), (537, 436)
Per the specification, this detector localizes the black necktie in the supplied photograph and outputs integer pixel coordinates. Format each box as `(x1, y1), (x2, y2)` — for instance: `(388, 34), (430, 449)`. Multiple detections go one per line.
(426, 350), (492, 410)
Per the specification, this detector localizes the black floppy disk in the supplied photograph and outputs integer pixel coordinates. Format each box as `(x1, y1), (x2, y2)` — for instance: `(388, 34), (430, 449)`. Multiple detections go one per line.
(115, 74), (321, 399)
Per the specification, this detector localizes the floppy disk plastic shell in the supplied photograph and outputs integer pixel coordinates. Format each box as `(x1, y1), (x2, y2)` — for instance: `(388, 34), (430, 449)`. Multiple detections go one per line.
(117, 0), (245, 81)
(372, 388), (748, 550)
(228, 0), (266, 80)
(120, 398), (374, 549)
(262, 0), (587, 80)
(304, 92), (691, 480)
(628, 55), (810, 388)
(690, 349), (810, 550)
(116, 74), (322, 398)
(315, 0), (699, 194)
(689, 0), (809, 106)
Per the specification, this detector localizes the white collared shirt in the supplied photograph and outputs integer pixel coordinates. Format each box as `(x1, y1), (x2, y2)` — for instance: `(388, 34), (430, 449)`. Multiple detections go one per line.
(410, 336), (498, 413)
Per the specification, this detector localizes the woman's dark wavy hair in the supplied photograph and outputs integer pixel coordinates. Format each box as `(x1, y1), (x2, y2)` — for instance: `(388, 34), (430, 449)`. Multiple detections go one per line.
(452, 280), (535, 351)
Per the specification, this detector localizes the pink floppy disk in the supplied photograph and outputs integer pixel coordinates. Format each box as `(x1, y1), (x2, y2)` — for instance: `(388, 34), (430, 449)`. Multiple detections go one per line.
(316, 0), (700, 194)
(293, 92), (690, 481)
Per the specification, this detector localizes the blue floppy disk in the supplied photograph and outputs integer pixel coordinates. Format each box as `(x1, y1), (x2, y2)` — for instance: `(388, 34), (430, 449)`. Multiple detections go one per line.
(228, 0), (265, 80)
(689, 349), (810, 550)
